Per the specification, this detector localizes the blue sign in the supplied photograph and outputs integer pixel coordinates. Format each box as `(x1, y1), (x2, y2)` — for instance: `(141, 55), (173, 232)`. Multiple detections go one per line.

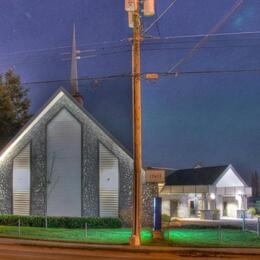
(153, 197), (162, 231)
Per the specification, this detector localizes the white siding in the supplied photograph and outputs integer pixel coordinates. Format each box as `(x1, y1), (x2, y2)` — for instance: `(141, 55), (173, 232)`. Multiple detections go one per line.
(216, 168), (245, 187)
(162, 200), (170, 216)
(47, 109), (81, 217)
(13, 144), (30, 215)
(99, 143), (119, 217)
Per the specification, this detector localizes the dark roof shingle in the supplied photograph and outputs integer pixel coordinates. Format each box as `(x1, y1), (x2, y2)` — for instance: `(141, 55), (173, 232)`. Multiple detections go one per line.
(165, 165), (228, 186)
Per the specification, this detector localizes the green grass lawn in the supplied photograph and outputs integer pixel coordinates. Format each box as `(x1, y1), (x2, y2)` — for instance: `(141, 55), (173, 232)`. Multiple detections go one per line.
(164, 228), (260, 248)
(0, 225), (152, 244)
(0, 225), (259, 247)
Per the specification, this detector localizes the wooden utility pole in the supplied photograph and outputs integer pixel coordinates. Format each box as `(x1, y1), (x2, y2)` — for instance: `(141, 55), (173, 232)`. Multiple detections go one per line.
(129, 0), (142, 247)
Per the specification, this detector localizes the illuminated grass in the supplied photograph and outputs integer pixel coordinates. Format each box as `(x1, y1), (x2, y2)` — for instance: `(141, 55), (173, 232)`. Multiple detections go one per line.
(1, 225), (259, 247)
(164, 228), (260, 248)
(0, 226), (152, 244)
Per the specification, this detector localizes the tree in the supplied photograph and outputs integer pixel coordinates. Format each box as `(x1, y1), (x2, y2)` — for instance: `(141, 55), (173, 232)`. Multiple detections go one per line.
(0, 69), (31, 148)
(0, 83), (15, 133)
(251, 171), (259, 197)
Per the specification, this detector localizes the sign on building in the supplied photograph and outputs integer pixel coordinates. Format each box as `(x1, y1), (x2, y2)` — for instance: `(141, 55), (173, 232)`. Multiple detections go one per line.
(145, 169), (165, 183)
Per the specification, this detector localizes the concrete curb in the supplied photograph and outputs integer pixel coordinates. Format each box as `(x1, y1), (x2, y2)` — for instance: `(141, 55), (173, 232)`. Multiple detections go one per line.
(0, 237), (260, 256)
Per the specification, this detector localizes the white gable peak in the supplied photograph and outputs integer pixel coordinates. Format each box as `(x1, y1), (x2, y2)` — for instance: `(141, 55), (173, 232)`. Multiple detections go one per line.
(215, 165), (246, 187)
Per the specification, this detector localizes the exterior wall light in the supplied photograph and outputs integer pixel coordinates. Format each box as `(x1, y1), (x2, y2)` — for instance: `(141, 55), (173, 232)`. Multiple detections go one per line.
(210, 193), (216, 200)
(235, 194), (242, 201)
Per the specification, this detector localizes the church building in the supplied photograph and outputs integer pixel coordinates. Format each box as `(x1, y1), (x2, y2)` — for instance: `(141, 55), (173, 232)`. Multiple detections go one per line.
(0, 26), (156, 226)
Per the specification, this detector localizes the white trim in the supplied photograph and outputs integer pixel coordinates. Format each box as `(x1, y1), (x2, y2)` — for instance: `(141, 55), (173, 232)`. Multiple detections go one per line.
(214, 164), (247, 187)
(0, 91), (64, 162)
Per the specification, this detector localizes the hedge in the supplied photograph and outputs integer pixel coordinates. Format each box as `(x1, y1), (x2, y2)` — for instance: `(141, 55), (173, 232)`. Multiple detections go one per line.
(0, 215), (122, 229)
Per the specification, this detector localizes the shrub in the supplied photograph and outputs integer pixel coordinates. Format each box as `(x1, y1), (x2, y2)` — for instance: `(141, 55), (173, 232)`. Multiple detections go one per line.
(213, 209), (220, 214)
(0, 215), (122, 229)
(161, 214), (171, 222)
(247, 207), (256, 216)
(173, 224), (240, 230)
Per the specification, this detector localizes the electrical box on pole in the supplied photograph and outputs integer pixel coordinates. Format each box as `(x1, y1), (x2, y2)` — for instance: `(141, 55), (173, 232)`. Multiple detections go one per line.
(128, 12), (134, 28)
(125, 0), (138, 12)
(143, 0), (155, 16)
(145, 73), (159, 80)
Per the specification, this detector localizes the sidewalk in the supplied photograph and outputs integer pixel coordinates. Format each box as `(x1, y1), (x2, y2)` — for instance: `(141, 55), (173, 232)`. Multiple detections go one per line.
(0, 237), (260, 257)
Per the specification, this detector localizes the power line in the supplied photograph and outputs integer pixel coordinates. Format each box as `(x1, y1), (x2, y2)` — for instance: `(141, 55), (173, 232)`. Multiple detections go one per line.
(154, 5), (162, 38)
(0, 43), (132, 68)
(0, 38), (130, 57)
(143, 0), (178, 34)
(72, 41), (260, 57)
(3, 38), (258, 68)
(1, 29), (260, 64)
(3, 38), (260, 68)
(21, 74), (133, 86)
(3, 31), (260, 68)
(142, 35), (260, 47)
(0, 44), (132, 67)
(141, 44), (260, 52)
(19, 67), (260, 88)
(3, 29), (259, 60)
(157, 68), (260, 77)
(168, 0), (244, 72)
(3, 28), (260, 60)
(144, 30), (260, 42)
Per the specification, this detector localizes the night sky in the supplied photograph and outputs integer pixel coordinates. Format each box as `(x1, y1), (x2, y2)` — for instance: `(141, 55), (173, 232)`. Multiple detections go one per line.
(1, 0), (260, 183)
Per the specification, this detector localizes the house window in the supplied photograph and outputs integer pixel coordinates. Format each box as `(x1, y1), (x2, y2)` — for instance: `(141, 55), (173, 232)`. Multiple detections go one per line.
(99, 143), (119, 217)
(13, 144), (30, 215)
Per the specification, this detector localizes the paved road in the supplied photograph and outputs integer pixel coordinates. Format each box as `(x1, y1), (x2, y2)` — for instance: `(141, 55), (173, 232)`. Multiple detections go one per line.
(0, 243), (258, 260)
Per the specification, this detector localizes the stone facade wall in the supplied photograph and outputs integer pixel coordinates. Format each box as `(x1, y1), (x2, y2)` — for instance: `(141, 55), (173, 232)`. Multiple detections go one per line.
(0, 92), (156, 226)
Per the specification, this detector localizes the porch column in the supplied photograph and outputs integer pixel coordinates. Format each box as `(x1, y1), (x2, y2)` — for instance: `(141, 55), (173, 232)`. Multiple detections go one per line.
(201, 193), (208, 210)
(209, 196), (216, 210)
(241, 195), (247, 210)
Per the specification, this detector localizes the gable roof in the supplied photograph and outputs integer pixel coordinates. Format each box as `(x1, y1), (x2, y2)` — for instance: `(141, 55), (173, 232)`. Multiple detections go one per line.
(0, 88), (132, 162)
(214, 164), (247, 187)
(165, 165), (229, 186)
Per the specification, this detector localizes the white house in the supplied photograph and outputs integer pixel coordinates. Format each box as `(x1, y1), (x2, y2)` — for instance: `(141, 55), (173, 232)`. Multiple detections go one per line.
(156, 165), (252, 219)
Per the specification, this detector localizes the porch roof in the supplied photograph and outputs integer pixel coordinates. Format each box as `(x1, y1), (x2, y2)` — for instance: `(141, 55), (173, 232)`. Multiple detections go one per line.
(165, 165), (228, 186)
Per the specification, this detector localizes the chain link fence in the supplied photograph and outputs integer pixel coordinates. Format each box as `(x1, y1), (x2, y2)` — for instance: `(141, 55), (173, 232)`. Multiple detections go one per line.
(0, 220), (153, 244)
(162, 216), (260, 247)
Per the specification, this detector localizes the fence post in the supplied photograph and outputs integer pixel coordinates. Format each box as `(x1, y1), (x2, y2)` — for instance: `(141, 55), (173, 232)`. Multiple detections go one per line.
(85, 223), (88, 238)
(45, 215), (48, 229)
(167, 221), (170, 241)
(18, 218), (21, 236)
(218, 224), (222, 242)
(242, 210), (246, 231)
(257, 217), (260, 237)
